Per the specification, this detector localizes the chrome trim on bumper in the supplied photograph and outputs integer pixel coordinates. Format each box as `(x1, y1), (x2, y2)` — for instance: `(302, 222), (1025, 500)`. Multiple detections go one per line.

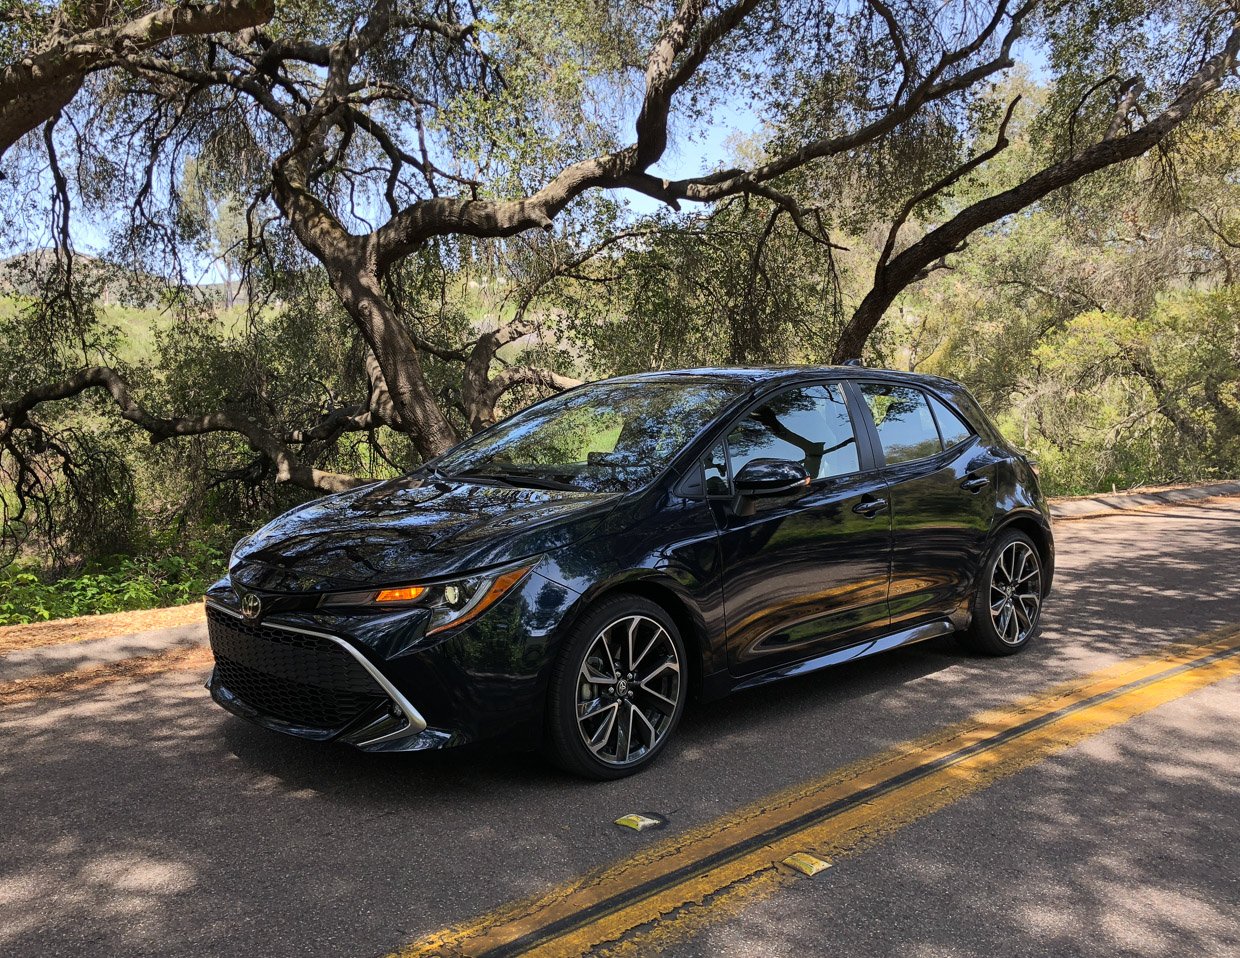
(205, 599), (428, 745)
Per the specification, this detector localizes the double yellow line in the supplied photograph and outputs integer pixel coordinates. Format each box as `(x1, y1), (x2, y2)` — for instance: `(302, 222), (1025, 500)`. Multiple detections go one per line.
(395, 626), (1240, 958)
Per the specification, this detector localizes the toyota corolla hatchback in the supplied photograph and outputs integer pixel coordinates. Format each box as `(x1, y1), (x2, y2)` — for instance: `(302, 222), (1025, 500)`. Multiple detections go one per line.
(206, 366), (1053, 778)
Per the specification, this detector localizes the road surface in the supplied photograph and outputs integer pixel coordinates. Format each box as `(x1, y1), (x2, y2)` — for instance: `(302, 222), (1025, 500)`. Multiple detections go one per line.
(2, 499), (1239, 958)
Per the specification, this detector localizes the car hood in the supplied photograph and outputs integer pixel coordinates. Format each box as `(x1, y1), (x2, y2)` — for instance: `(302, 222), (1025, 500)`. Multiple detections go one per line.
(229, 476), (619, 593)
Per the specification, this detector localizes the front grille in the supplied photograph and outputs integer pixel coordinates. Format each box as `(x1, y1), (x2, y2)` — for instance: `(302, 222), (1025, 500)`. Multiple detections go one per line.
(207, 605), (387, 731)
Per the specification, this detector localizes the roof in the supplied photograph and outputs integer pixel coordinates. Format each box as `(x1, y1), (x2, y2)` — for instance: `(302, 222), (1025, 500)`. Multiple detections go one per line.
(601, 365), (962, 389)
(596, 365), (1001, 443)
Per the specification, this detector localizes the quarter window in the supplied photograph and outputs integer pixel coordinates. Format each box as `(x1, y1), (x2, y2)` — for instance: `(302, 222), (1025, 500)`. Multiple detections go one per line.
(703, 441), (729, 496)
(861, 384), (943, 465)
(725, 384), (860, 481)
(929, 394), (973, 449)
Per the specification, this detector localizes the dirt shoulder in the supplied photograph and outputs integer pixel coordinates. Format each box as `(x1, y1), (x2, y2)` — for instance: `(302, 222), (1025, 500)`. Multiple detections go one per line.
(0, 603), (205, 656)
(1049, 479), (1240, 520)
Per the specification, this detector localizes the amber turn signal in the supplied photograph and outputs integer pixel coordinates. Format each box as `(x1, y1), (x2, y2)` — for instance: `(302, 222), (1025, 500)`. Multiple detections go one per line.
(375, 585), (427, 603)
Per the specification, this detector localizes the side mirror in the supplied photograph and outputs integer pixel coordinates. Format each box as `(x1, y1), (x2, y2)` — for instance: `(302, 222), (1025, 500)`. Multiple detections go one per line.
(733, 458), (812, 498)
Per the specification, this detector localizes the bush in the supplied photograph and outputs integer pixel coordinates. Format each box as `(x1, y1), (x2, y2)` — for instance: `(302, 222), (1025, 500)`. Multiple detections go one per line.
(0, 540), (227, 625)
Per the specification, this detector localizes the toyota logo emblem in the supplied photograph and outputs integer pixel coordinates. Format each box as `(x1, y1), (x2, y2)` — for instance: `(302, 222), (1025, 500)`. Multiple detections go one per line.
(240, 592), (262, 619)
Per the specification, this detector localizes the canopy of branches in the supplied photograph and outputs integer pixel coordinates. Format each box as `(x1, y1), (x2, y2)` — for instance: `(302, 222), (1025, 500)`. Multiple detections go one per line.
(0, 0), (1237, 572)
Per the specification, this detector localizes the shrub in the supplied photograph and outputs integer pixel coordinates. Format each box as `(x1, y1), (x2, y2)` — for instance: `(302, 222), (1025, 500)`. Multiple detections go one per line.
(0, 541), (226, 625)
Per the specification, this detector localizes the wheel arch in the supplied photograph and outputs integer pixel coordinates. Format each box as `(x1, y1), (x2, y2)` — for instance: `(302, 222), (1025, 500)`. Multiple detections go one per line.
(992, 512), (1054, 595)
(563, 573), (711, 698)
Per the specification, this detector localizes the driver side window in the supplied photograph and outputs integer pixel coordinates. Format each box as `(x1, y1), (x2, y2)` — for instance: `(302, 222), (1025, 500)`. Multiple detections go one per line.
(725, 384), (860, 481)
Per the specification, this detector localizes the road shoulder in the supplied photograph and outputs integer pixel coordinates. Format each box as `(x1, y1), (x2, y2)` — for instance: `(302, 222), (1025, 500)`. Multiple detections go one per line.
(1049, 480), (1240, 520)
(0, 621), (207, 682)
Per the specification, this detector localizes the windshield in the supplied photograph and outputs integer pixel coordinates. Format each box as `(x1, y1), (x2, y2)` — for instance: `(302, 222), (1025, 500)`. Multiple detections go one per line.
(433, 378), (745, 493)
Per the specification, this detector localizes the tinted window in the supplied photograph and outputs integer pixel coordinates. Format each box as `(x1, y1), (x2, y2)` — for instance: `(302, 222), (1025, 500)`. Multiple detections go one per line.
(861, 384), (942, 464)
(703, 441), (729, 496)
(726, 384), (859, 480)
(929, 394), (973, 448)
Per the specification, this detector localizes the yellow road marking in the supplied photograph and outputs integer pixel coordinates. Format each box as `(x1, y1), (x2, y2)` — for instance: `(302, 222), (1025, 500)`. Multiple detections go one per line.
(395, 626), (1240, 958)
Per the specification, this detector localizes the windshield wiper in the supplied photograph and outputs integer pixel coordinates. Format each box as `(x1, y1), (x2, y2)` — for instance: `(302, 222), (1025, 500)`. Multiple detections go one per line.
(452, 469), (580, 492)
(501, 474), (581, 491)
(446, 470), (516, 488)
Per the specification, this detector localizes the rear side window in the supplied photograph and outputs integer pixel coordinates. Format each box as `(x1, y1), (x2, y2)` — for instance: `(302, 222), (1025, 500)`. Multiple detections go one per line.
(726, 384), (860, 480)
(929, 394), (973, 448)
(861, 384), (942, 465)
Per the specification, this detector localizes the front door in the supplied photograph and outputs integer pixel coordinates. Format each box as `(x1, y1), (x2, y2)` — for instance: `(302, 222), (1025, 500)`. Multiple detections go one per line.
(715, 382), (893, 676)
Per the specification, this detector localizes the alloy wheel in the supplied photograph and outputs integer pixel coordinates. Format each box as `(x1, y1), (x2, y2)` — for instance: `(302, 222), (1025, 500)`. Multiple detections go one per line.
(575, 614), (682, 767)
(989, 539), (1042, 645)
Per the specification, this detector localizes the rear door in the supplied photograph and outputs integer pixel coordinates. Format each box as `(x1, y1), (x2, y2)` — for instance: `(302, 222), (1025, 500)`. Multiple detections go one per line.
(855, 381), (999, 628)
(715, 381), (893, 676)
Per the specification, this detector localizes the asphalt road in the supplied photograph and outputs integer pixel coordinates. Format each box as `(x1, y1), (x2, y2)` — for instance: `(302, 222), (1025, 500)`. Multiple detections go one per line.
(3, 500), (1240, 958)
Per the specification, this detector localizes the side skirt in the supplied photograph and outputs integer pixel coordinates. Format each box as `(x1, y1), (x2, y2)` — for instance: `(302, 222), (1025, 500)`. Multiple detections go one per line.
(729, 619), (956, 693)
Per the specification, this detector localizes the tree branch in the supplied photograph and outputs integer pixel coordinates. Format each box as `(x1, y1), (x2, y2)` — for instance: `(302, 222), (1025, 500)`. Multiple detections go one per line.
(1, 367), (364, 493)
(877, 94), (1021, 273)
(476, 367), (583, 414)
(835, 19), (1240, 362)
(0, 0), (275, 159)
(616, 0), (1033, 208)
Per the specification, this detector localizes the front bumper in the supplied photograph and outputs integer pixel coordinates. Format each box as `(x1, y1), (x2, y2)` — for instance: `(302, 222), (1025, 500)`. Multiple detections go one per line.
(204, 570), (578, 752)
(205, 601), (439, 751)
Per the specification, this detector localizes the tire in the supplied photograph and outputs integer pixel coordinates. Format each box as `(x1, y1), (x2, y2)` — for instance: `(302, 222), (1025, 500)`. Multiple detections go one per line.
(959, 529), (1045, 656)
(545, 594), (688, 780)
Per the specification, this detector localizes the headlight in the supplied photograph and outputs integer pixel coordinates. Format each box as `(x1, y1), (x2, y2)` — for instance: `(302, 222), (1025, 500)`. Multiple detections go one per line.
(321, 563), (535, 635)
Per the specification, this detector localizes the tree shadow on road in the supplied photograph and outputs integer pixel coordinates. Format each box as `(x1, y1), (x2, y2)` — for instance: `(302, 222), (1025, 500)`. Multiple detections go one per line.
(2, 504), (1238, 957)
(704, 683), (1240, 958)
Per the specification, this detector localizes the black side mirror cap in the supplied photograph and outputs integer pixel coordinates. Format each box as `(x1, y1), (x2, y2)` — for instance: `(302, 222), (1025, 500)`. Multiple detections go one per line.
(733, 458), (812, 498)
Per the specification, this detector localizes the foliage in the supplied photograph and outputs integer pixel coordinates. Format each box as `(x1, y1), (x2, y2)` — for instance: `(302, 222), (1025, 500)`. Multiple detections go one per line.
(0, 536), (226, 625)
(562, 204), (847, 373)
(995, 296), (1239, 494)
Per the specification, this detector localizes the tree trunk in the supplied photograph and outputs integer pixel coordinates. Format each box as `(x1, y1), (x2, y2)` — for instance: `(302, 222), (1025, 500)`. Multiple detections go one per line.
(461, 335), (502, 433)
(326, 264), (462, 458)
(272, 164), (461, 459)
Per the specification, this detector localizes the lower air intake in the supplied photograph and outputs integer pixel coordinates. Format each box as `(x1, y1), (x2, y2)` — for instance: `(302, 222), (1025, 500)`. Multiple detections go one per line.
(206, 605), (386, 731)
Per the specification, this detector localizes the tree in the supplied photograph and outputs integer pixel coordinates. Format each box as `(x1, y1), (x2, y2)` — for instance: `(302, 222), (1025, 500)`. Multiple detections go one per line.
(881, 88), (1240, 493)
(835, 29), (1240, 359)
(0, 0), (274, 163)
(1, 0), (1238, 520)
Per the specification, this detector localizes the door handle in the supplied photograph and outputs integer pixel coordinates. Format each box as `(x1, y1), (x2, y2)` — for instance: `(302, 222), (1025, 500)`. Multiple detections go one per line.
(853, 496), (888, 517)
(961, 475), (990, 492)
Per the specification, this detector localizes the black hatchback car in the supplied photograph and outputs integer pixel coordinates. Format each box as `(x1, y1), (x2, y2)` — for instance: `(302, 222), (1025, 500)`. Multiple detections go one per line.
(206, 366), (1053, 778)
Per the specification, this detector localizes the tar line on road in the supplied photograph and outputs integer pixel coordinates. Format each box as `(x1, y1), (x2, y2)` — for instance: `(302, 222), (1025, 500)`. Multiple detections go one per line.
(395, 625), (1240, 958)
